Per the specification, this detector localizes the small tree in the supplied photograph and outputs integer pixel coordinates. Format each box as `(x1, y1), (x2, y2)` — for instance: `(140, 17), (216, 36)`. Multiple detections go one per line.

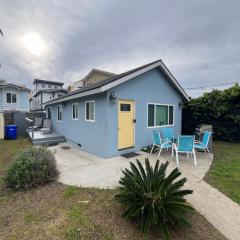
(116, 158), (193, 240)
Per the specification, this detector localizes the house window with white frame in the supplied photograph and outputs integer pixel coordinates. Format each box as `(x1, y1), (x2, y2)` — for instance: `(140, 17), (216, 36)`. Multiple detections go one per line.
(72, 103), (79, 120)
(85, 101), (95, 121)
(6, 93), (17, 104)
(57, 105), (62, 121)
(148, 104), (174, 127)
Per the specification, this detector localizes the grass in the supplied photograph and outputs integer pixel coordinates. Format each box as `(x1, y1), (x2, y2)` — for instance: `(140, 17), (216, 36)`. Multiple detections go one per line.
(205, 141), (240, 204)
(63, 186), (78, 198)
(0, 137), (30, 177)
(0, 138), (227, 240)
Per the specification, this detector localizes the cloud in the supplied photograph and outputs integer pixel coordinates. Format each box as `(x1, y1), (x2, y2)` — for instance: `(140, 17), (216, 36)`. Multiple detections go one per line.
(0, 0), (240, 96)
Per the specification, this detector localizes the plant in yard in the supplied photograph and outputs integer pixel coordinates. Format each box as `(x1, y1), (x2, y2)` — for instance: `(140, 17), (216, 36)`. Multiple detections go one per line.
(116, 158), (193, 240)
(4, 147), (58, 190)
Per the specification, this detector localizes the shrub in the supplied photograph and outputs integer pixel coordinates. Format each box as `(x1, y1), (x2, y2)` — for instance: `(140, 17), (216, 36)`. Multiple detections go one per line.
(116, 158), (193, 240)
(4, 147), (58, 190)
(182, 84), (240, 142)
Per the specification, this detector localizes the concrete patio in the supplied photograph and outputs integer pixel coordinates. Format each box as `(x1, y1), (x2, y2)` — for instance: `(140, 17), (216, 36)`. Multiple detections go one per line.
(49, 143), (240, 240)
(49, 143), (211, 189)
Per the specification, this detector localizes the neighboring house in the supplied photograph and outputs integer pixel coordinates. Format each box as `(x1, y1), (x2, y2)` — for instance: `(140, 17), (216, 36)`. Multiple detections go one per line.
(30, 79), (67, 111)
(0, 79), (30, 112)
(70, 68), (116, 91)
(44, 59), (189, 158)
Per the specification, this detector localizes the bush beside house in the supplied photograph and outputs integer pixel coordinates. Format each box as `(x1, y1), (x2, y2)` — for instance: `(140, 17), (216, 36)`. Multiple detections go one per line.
(182, 84), (240, 142)
(4, 147), (58, 190)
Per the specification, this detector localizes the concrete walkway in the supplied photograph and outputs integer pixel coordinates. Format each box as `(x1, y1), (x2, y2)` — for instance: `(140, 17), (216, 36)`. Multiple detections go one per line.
(50, 143), (240, 240)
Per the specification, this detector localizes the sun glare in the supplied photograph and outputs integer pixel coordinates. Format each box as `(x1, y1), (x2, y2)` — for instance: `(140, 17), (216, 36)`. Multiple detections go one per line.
(22, 32), (45, 56)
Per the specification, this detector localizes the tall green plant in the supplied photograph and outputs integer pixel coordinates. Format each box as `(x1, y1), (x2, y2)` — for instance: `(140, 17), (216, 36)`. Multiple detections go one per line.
(183, 84), (240, 142)
(116, 158), (193, 240)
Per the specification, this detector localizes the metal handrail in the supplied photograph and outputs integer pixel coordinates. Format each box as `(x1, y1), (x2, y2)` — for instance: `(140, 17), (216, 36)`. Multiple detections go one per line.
(25, 117), (34, 138)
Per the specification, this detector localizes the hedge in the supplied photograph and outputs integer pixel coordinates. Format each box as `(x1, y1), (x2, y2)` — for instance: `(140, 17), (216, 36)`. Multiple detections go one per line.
(182, 84), (240, 142)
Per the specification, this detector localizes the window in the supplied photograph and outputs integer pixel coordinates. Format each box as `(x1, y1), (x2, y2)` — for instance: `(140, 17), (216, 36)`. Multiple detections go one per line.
(148, 104), (174, 127)
(42, 83), (45, 88)
(6, 93), (17, 103)
(120, 103), (131, 111)
(57, 105), (62, 121)
(54, 85), (58, 89)
(48, 84), (52, 88)
(72, 103), (79, 120)
(85, 101), (95, 121)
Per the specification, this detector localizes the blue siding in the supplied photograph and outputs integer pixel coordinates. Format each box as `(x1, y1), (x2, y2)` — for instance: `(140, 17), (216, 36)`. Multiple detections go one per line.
(50, 67), (183, 158)
(0, 87), (29, 111)
(50, 92), (108, 157)
(106, 68), (182, 157)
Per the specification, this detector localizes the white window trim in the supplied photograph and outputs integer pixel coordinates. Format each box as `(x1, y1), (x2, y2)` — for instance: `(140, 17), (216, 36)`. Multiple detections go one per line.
(72, 103), (79, 120)
(85, 100), (95, 122)
(57, 104), (63, 122)
(5, 92), (17, 104)
(147, 103), (175, 128)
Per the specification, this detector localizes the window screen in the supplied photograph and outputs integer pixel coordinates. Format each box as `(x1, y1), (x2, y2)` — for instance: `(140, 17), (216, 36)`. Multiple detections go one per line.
(86, 102), (95, 121)
(156, 105), (168, 126)
(12, 94), (16, 103)
(6, 93), (11, 103)
(148, 104), (155, 127)
(57, 105), (62, 121)
(72, 103), (79, 120)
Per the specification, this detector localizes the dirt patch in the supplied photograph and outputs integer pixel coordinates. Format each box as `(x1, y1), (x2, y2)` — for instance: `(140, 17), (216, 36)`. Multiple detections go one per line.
(0, 183), (227, 240)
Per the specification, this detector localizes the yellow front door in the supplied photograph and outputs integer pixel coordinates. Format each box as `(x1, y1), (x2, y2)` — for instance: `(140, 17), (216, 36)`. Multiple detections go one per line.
(118, 100), (134, 150)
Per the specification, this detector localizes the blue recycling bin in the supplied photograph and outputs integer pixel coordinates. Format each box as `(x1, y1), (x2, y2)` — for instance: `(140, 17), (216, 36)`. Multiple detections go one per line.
(5, 125), (17, 140)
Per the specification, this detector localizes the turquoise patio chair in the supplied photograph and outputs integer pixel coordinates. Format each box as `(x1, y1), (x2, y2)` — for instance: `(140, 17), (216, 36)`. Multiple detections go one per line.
(194, 131), (213, 159)
(172, 135), (197, 166)
(150, 131), (173, 158)
(162, 127), (174, 142)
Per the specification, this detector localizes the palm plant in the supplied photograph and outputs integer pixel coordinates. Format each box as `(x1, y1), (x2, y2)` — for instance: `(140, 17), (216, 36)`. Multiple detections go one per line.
(116, 158), (193, 240)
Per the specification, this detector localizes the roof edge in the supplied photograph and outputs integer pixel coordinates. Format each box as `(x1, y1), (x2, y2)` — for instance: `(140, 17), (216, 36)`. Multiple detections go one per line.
(33, 79), (64, 86)
(44, 88), (102, 106)
(44, 59), (189, 105)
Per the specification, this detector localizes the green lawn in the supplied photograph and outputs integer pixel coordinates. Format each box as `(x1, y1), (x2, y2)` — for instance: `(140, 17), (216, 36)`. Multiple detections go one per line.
(205, 141), (240, 204)
(0, 138), (31, 176)
(0, 138), (227, 240)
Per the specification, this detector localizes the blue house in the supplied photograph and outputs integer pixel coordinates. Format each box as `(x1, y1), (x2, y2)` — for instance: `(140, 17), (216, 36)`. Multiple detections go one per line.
(45, 60), (189, 158)
(0, 80), (30, 112)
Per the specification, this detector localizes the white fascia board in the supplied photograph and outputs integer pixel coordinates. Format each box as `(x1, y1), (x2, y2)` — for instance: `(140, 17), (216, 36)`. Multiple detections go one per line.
(100, 61), (162, 92)
(100, 60), (189, 102)
(44, 88), (102, 107)
(159, 63), (190, 102)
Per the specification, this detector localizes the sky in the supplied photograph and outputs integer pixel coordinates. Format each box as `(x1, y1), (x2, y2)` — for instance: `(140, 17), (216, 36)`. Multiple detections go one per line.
(0, 0), (240, 97)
